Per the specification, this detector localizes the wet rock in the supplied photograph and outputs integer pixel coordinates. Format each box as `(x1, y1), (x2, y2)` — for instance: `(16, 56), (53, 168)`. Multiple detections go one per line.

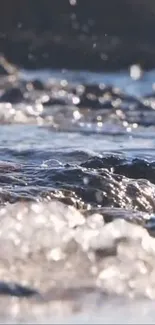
(81, 157), (155, 186)
(1, 154), (155, 212)
(0, 87), (24, 103)
(77, 94), (113, 110)
(84, 84), (105, 97)
(48, 165), (155, 213)
(31, 79), (45, 91)
(83, 207), (150, 228)
(42, 97), (68, 107)
(76, 84), (116, 109)
(114, 159), (155, 184)
(81, 156), (124, 169)
(0, 281), (39, 297)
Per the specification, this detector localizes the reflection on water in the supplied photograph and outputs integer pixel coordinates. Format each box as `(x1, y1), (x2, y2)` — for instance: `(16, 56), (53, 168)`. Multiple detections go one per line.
(21, 66), (155, 96)
(0, 66), (155, 322)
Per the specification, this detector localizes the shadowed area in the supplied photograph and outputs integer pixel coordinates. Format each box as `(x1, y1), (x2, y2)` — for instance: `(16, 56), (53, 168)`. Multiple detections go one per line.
(1, 0), (155, 70)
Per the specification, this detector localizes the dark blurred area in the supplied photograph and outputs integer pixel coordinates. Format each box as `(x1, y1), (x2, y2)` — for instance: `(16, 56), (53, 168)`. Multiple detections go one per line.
(1, 0), (155, 71)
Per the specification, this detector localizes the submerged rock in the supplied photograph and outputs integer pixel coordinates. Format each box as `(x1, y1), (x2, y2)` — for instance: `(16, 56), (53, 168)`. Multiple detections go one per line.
(0, 87), (24, 103)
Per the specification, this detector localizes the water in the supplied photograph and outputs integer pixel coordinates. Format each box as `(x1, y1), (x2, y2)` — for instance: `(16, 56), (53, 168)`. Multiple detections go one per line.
(1, 65), (155, 322)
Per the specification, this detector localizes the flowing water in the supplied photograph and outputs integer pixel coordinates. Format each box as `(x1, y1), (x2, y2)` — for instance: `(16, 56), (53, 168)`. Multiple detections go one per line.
(1, 65), (155, 322)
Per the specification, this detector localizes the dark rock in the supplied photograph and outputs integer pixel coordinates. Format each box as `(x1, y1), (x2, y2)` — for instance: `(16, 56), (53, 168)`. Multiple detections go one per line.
(0, 87), (24, 103)
(81, 156), (124, 169)
(0, 281), (39, 297)
(84, 84), (105, 97)
(31, 79), (45, 91)
(42, 97), (67, 106)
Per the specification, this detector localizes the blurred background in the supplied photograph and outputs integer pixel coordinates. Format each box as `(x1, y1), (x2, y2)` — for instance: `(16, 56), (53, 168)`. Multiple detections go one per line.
(1, 0), (155, 71)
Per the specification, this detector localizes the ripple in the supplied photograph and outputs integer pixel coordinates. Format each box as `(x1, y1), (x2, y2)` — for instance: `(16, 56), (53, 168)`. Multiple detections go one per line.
(1, 74), (155, 134)
(1, 67), (155, 321)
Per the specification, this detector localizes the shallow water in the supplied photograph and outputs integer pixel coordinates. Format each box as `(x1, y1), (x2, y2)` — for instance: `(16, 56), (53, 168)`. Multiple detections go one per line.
(1, 66), (155, 322)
